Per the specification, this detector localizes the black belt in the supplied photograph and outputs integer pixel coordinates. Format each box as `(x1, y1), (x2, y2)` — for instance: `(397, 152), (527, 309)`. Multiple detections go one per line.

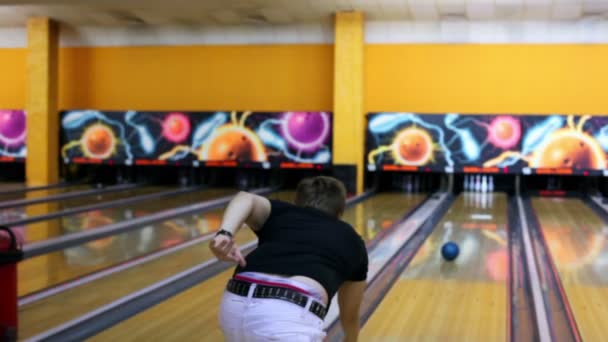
(226, 279), (327, 320)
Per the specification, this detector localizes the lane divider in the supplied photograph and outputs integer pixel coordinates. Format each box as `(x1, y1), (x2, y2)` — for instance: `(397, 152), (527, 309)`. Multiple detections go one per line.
(516, 195), (552, 342)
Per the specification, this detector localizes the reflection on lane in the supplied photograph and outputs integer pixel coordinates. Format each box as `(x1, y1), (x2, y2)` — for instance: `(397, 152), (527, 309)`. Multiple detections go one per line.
(532, 197), (608, 342)
(19, 188), (234, 243)
(361, 193), (509, 341)
(341, 192), (427, 241)
(533, 198), (608, 285)
(18, 188), (238, 294)
(404, 192), (508, 282)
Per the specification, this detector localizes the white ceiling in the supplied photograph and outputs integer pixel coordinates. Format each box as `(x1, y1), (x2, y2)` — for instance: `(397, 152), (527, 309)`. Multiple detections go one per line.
(0, 0), (606, 27)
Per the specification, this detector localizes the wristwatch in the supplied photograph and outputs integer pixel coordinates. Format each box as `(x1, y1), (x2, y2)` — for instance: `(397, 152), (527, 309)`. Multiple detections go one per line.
(215, 229), (234, 238)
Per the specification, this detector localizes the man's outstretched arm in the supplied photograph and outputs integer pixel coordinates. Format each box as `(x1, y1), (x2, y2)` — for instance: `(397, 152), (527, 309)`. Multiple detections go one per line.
(209, 192), (271, 266)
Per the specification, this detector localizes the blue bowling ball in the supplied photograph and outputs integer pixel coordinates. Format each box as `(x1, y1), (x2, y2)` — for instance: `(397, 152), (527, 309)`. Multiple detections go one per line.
(441, 242), (460, 261)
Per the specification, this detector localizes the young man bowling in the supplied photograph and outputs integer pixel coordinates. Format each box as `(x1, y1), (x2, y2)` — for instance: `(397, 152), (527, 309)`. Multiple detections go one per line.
(210, 176), (368, 342)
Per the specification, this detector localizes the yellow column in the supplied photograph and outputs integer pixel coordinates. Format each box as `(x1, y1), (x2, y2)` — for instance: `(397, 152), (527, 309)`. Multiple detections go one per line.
(26, 17), (59, 186)
(333, 12), (364, 194)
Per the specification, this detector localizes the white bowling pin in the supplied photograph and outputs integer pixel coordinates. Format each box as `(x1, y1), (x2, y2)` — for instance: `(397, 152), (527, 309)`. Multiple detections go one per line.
(488, 176), (494, 192)
(474, 175), (481, 192)
(481, 175), (488, 193)
(406, 175), (412, 193)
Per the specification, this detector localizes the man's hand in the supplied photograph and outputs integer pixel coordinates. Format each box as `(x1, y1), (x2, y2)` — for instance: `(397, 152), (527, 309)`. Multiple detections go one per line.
(209, 234), (247, 267)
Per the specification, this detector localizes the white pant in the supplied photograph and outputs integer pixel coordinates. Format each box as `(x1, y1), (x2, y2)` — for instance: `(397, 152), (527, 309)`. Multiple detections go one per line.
(219, 290), (326, 342)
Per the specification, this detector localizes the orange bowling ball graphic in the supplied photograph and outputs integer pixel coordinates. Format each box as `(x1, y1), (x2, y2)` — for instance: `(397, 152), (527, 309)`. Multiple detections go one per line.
(393, 127), (433, 166)
(82, 213), (115, 250)
(495, 120), (514, 141)
(531, 129), (605, 169)
(83, 124), (115, 159)
(201, 126), (267, 162)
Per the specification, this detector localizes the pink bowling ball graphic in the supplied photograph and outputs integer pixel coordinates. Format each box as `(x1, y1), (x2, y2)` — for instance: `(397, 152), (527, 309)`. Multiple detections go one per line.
(0, 110), (26, 147)
(280, 112), (330, 152)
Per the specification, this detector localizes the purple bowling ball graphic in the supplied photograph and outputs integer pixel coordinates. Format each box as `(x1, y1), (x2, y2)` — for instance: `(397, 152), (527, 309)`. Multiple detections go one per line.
(281, 112), (330, 152)
(0, 110), (26, 147)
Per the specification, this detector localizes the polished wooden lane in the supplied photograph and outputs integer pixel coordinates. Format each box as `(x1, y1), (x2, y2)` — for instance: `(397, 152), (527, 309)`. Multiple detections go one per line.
(18, 188), (238, 296)
(532, 197), (608, 342)
(18, 187), (230, 243)
(361, 192), (509, 342)
(0, 183), (90, 203)
(90, 193), (427, 341)
(0, 186), (166, 226)
(18, 191), (293, 339)
(0, 181), (23, 192)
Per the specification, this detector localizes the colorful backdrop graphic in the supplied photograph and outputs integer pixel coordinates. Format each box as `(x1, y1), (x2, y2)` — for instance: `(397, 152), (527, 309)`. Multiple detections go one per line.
(62, 110), (133, 164)
(0, 110), (26, 161)
(366, 113), (524, 172)
(124, 111), (192, 164)
(61, 110), (332, 167)
(489, 115), (608, 174)
(189, 111), (332, 166)
(61, 110), (193, 165)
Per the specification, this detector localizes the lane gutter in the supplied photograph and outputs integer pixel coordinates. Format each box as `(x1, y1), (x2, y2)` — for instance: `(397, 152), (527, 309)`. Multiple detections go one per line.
(519, 195), (581, 342)
(507, 195), (538, 341)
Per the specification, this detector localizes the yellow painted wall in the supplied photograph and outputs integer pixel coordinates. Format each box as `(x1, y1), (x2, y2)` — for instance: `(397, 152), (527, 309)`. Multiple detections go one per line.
(58, 44), (333, 111)
(0, 48), (26, 108)
(366, 44), (608, 115)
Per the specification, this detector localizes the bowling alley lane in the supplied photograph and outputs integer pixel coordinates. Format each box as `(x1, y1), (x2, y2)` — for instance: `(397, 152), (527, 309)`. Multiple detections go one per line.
(18, 188), (238, 295)
(0, 186), (167, 226)
(18, 191), (299, 339)
(14, 187), (230, 243)
(360, 192), (509, 341)
(89, 193), (426, 342)
(0, 181), (23, 191)
(0, 183), (91, 203)
(531, 197), (608, 342)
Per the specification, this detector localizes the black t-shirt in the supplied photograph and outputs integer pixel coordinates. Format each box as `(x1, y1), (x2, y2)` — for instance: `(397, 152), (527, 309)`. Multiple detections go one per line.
(235, 200), (368, 300)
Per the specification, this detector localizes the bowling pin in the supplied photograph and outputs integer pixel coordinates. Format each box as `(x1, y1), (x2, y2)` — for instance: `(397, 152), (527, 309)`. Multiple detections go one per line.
(481, 175), (488, 193)
(406, 175), (413, 193)
(464, 175), (469, 191)
(489, 176), (494, 192)
(474, 175), (481, 192)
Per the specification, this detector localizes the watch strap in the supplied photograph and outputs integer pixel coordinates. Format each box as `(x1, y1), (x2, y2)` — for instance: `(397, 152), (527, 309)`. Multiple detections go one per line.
(215, 229), (233, 238)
